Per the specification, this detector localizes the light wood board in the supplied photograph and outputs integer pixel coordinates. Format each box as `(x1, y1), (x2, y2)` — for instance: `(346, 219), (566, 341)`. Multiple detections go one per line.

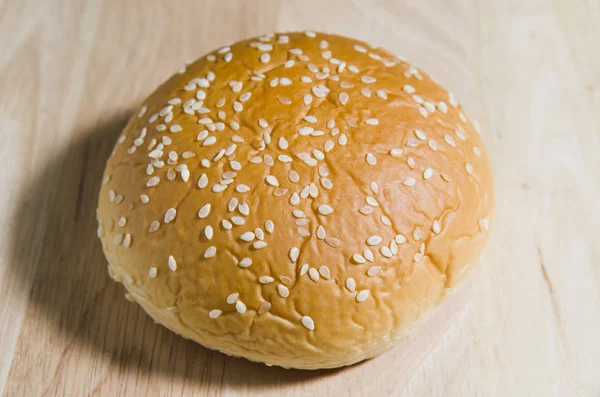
(1, 0), (599, 395)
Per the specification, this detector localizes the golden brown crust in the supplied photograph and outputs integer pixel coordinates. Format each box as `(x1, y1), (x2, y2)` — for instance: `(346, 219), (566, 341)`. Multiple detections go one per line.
(97, 31), (494, 369)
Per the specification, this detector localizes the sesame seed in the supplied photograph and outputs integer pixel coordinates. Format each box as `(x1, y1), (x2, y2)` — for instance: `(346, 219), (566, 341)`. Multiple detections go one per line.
(403, 84), (416, 93)
(366, 152), (377, 165)
(303, 94), (313, 105)
(255, 228), (265, 241)
(455, 128), (467, 140)
(381, 215), (392, 226)
(459, 112), (467, 122)
(138, 105), (148, 118)
(403, 177), (416, 186)
(423, 168), (434, 180)
(149, 221), (160, 233)
(366, 196), (379, 207)
(318, 204), (333, 215)
(356, 290), (370, 302)
(365, 118), (379, 126)
(123, 234), (131, 248)
(195, 174), (207, 189)
(432, 220), (441, 234)
(428, 140), (438, 151)
(114, 234), (123, 245)
(301, 316), (315, 330)
(203, 136), (217, 146)
(231, 216), (245, 226)
(479, 217), (490, 231)
(149, 267), (157, 278)
(353, 254), (366, 264)
(259, 276), (274, 284)
(415, 129), (427, 140)
(418, 106), (428, 117)
(278, 284), (290, 297)
(346, 278), (356, 292)
(293, 209), (306, 218)
(209, 309), (222, 319)
(338, 134), (348, 145)
(170, 124), (182, 133)
(297, 227), (310, 237)
(339, 92), (349, 105)
(147, 176), (160, 187)
(312, 85), (330, 98)
(212, 184), (227, 193)
(260, 53), (270, 63)
(240, 232), (255, 242)
(266, 175), (279, 187)
(390, 148), (403, 157)
(259, 302), (272, 314)
(361, 88), (371, 97)
(222, 220), (232, 229)
(437, 101), (448, 113)
(316, 225), (326, 240)
(320, 178), (333, 190)
(289, 171), (300, 183)
(444, 134), (457, 147)
(412, 95), (424, 104)
(361, 76), (376, 83)
(236, 184), (250, 193)
(395, 234), (407, 244)
(442, 173), (452, 182)
(390, 239), (398, 255)
(238, 202), (250, 216)
(308, 268), (320, 282)
(118, 217), (127, 227)
(367, 266), (381, 277)
(290, 193), (300, 206)
(236, 300), (247, 314)
(197, 204), (211, 219)
(364, 248), (374, 262)
(203, 225), (214, 240)
(290, 247), (299, 262)
(278, 137), (289, 150)
(413, 227), (422, 241)
(204, 246), (216, 258)
(473, 147), (482, 156)
(168, 255), (177, 271)
(380, 246), (393, 258)
(466, 162), (474, 174)
(325, 237), (341, 247)
(164, 208), (177, 223)
(227, 293), (239, 304)
(312, 149), (324, 160)
(367, 236), (382, 246)
(319, 266), (331, 280)
(181, 169), (190, 182)
(298, 126), (313, 136)
(348, 65), (359, 73)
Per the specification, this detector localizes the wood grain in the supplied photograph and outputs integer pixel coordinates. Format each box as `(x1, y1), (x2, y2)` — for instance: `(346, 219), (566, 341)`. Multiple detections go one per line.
(1, 0), (598, 395)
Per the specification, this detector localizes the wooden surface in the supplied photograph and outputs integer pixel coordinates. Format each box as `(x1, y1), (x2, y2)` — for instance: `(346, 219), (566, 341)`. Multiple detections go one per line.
(1, 0), (599, 396)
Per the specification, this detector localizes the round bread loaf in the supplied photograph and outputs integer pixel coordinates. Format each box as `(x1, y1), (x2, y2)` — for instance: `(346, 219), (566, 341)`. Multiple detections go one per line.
(97, 31), (494, 369)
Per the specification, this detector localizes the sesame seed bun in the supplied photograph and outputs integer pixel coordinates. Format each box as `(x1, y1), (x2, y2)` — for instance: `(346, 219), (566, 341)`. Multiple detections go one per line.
(97, 31), (494, 370)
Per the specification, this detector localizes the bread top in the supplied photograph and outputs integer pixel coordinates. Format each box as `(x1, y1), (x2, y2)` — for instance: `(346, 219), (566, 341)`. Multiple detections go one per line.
(97, 31), (494, 369)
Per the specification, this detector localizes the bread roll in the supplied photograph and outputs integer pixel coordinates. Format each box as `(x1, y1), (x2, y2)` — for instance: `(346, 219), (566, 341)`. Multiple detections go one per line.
(97, 31), (494, 369)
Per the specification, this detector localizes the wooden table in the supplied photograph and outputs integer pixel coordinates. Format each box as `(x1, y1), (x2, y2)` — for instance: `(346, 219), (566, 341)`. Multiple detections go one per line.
(1, 1), (598, 395)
